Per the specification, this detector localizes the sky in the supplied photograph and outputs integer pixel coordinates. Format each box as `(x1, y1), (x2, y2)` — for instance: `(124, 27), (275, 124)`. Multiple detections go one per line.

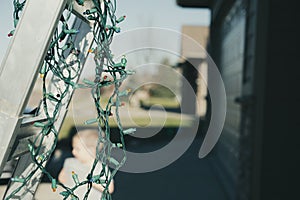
(0, 0), (210, 66)
(114, 0), (210, 67)
(116, 0), (210, 30)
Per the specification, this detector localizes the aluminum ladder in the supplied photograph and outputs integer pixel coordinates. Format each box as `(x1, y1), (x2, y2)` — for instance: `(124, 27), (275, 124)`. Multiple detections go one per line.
(0, 0), (95, 199)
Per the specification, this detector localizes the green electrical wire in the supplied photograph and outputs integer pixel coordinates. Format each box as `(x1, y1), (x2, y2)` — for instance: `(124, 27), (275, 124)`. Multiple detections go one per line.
(6, 0), (134, 199)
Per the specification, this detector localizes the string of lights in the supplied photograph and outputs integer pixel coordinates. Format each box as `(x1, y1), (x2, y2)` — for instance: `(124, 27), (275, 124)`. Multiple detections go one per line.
(6, 0), (134, 199)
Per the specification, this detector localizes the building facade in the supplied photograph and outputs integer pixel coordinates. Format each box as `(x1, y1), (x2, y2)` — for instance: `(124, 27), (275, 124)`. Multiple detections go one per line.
(178, 0), (299, 199)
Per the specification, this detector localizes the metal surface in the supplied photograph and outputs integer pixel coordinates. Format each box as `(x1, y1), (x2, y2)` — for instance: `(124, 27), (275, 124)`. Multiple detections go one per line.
(72, 0), (95, 24)
(0, 0), (69, 177)
(0, 0), (95, 199)
(3, 153), (40, 200)
(3, 16), (93, 199)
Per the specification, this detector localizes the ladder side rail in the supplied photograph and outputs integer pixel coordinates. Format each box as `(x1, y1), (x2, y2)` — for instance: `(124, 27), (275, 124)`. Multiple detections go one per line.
(4, 18), (93, 200)
(0, 0), (69, 174)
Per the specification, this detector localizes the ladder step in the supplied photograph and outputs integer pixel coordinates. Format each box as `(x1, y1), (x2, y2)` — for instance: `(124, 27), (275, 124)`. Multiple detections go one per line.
(10, 135), (36, 159)
(0, 160), (16, 179)
(8, 116), (47, 160)
(72, 0), (95, 24)
(20, 113), (47, 127)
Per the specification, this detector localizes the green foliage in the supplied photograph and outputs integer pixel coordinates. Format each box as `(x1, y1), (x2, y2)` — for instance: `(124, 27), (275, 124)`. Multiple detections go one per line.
(141, 97), (179, 108)
(148, 84), (176, 98)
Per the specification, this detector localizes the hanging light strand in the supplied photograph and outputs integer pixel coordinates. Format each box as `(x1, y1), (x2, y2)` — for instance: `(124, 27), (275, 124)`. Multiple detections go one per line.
(6, 0), (134, 199)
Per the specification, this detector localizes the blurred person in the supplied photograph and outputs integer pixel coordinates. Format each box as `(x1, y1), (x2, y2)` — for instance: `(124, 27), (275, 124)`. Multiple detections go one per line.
(58, 129), (114, 199)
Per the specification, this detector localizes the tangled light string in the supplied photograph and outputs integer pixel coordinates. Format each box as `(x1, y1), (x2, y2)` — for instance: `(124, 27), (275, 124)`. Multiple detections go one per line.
(6, 0), (134, 199)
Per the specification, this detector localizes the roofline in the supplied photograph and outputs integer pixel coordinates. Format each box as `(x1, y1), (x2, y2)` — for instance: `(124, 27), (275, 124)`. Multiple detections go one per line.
(176, 0), (211, 8)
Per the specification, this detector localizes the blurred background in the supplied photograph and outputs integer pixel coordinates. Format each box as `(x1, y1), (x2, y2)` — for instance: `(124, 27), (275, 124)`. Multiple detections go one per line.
(0, 0), (299, 200)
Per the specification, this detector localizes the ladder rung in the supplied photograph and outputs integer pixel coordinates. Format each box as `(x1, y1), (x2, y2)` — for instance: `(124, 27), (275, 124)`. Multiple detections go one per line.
(72, 0), (95, 25)
(10, 135), (36, 159)
(0, 160), (16, 179)
(20, 114), (47, 127)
